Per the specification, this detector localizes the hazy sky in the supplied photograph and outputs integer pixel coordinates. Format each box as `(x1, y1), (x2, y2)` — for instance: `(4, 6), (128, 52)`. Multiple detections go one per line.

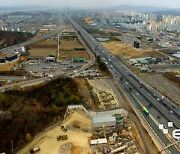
(0, 0), (180, 8)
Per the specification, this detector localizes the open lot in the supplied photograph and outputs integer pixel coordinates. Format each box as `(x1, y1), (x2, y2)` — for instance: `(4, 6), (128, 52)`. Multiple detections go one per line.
(18, 111), (92, 154)
(0, 60), (18, 70)
(29, 40), (57, 57)
(101, 41), (162, 58)
(60, 39), (90, 61)
(88, 78), (129, 109)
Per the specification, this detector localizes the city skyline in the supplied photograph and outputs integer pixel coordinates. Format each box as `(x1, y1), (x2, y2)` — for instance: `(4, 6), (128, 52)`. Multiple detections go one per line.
(0, 0), (180, 9)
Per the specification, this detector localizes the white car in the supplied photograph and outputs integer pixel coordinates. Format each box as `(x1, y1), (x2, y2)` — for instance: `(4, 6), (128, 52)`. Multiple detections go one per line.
(169, 110), (174, 114)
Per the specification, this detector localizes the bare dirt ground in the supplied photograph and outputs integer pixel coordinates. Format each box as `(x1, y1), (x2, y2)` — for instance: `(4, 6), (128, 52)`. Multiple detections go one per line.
(140, 73), (180, 106)
(88, 78), (129, 109)
(60, 40), (90, 61)
(75, 79), (95, 110)
(130, 123), (146, 154)
(29, 40), (57, 57)
(101, 41), (162, 58)
(18, 111), (92, 154)
(0, 60), (18, 70)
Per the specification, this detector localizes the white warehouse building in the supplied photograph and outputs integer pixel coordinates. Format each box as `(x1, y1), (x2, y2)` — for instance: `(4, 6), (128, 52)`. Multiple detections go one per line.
(92, 114), (116, 128)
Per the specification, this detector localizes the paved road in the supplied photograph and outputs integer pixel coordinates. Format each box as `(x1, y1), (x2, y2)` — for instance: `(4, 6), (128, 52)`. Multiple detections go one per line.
(0, 25), (64, 55)
(0, 19), (96, 92)
(65, 14), (180, 154)
(148, 64), (180, 72)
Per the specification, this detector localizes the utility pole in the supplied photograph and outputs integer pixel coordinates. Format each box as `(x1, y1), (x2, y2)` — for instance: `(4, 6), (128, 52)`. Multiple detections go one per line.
(11, 140), (13, 153)
(57, 33), (61, 62)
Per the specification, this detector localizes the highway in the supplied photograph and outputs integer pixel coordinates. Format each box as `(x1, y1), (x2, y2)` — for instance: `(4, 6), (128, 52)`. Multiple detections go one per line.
(65, 14), (180, 154)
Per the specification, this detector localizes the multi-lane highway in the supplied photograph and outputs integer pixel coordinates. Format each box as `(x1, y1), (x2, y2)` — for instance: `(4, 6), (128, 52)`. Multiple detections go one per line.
(65, 14), (180, 153)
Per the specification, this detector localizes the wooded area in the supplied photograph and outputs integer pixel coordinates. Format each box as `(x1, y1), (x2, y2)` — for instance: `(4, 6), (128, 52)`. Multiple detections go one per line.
(0, 77), (83, 153)
(0, 31), (33, 49)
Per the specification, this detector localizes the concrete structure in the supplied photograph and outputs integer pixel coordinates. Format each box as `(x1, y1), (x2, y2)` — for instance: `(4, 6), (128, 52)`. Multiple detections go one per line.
(96, 38), (109, 42)
(90, 138), (107, 145)
(172, 53), (180, 59)
(64, 105), (129, 119)
(92, 114), (116, 128)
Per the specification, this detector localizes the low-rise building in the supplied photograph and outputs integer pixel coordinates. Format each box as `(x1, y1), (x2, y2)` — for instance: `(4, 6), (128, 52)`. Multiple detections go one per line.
(6, 53), (18, 62)
(96, 38), (109, 42)
(72, 57), (86, 63)
(45, 56), (56, 62)
(92, 114), (116, 128)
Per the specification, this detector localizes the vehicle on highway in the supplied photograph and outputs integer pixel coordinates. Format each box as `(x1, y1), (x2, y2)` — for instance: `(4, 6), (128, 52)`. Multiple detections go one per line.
(172, 105), (176, 108)
(169, 110), (174, 114)
(142, 106), (149, 115)
(48, 74), (53, 79)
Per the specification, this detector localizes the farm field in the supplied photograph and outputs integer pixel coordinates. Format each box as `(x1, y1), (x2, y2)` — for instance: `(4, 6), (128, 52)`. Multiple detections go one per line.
(29, 40), (57, 57)
(60, 39), (90, 61)
(101, 41), (162, 58)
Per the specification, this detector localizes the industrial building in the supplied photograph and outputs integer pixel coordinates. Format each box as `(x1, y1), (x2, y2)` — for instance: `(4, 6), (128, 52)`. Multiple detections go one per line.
(135, 57), (157, 65)
(172, 52), (180, 59)
(5, 53), (18, 62)
(96, 38), (109, 42)
(92, 114), (116, 128)
(45, 56), (56, 62)
(72, 57), (86, 63)
(74, 47), (85, 50)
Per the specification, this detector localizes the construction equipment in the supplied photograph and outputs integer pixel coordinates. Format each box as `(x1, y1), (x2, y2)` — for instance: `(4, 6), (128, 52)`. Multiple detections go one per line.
(61, 125), (68, 132)
(29, 146), (40, 153)
(57, 135), (68, 141)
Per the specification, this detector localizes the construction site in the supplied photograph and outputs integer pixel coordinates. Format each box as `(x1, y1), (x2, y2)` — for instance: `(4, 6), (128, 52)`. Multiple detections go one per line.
(18, 105), (147, 154)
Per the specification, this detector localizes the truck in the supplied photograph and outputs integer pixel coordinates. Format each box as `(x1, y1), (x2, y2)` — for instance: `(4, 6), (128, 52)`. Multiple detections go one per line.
(57, 135), (68, 141)
(142, 106), (149, 115)
(48, 74), (53, 79)
(29, 146), (40, 153)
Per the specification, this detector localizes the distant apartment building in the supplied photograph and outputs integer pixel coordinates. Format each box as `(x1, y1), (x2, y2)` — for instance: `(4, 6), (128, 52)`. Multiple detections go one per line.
(147, 15), (180, 32)
(148, 14), (157, 21)
(7, 15), (32, 19)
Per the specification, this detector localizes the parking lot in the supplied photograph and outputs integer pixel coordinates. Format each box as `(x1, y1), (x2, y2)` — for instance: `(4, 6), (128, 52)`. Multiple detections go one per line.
(23, 59), (85, 75)
(70, 69), (102, 78)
